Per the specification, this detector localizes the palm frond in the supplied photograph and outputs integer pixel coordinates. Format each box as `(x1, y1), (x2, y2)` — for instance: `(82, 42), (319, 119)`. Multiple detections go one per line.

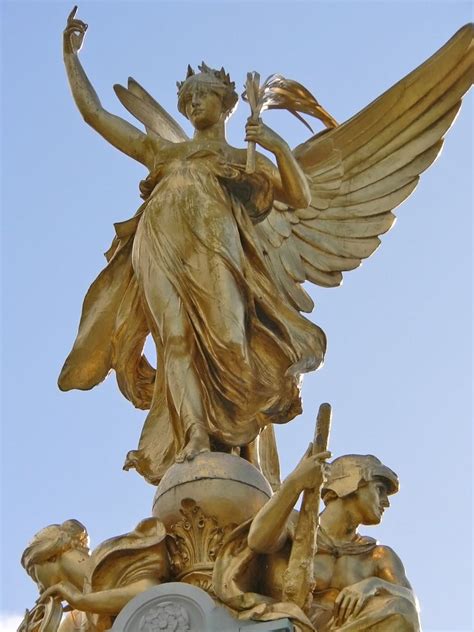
(243, 73), (338, 131)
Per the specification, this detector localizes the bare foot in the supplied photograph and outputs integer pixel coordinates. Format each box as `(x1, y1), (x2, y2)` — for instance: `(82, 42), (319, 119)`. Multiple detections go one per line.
(176, 424), (211, 462)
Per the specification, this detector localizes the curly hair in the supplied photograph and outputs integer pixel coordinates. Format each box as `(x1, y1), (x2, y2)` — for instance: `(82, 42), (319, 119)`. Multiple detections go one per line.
(21, 519), (89, 579)
(177, 62), (238, 120)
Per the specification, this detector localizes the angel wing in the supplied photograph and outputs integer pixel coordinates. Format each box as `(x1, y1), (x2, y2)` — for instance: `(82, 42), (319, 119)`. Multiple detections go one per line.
(256, 23), (473, 313)
(114, 76), (189, 142)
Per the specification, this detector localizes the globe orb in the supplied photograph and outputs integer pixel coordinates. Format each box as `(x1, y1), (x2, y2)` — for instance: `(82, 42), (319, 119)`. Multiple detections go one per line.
(152, 452), (272, 529)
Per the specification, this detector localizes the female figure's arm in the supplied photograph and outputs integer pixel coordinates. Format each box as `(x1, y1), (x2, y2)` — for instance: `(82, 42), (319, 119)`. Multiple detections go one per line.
(245, 120), (311, 209)
(39, 578), (159, 615)
(63, 8), (154, 169)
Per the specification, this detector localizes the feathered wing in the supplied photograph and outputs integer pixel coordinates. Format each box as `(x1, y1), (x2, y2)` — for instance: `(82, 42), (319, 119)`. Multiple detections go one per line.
(114, 77), (189, 142)
(256, 23), (473, 312)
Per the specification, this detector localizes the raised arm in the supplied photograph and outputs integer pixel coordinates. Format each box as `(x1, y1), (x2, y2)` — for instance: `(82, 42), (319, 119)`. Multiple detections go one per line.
(63, 7), (154, 168)
(248, 445), (329, 554)
(245, 119), (311, 209)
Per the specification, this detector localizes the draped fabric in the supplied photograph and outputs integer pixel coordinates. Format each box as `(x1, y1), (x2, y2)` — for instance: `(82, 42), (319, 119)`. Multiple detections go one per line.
(214, 520), (420, 632)
(59, 151), (326, 483)
(84, 518), (169, 632)
(213, 521), (314, 632)
(310, 594), (420, 632)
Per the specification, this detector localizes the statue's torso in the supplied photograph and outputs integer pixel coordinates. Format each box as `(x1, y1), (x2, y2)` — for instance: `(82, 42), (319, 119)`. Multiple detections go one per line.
(261, 540), (379, 601)
(150, 138), (247, 169)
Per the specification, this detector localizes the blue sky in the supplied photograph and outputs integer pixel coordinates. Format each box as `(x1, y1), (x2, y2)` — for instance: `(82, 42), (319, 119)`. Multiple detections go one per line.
(1, 2), (472, 631)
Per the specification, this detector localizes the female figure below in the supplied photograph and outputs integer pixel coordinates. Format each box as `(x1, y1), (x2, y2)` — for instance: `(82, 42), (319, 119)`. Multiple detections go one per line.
(20, 518), (169, 631)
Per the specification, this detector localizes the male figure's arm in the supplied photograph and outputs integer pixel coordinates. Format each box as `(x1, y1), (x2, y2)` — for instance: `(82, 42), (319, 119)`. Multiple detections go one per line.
(333, 545), (418, 625)
(248, 446), (329, 554)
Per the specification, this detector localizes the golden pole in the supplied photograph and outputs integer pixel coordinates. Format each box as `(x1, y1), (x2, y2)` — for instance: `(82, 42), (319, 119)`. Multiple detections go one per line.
(282, 403), (332, 610)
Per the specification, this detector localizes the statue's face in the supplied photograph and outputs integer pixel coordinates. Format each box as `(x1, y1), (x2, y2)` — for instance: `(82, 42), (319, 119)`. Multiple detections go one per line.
(184, 84), (224, 130)
(34, 544), (90, 592)
(354, 479), (390, 526)
(33, 560), (60, 592)
(58, 545), (91, 587)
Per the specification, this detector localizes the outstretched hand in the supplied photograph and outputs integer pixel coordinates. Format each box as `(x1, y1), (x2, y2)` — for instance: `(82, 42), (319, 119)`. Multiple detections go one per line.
(64, 6), (88, 55)
(39, 580), (84, 609)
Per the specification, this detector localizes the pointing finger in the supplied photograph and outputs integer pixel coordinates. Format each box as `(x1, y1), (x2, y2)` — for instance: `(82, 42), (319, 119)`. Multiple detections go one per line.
(67, 5), (78, 23)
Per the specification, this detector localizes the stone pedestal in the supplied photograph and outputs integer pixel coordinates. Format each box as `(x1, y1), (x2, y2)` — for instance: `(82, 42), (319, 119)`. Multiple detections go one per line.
(110, 583), (293, 632)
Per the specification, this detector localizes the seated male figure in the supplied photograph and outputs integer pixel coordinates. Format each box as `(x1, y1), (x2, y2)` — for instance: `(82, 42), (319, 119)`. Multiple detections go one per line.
(247, 452), (421, 631)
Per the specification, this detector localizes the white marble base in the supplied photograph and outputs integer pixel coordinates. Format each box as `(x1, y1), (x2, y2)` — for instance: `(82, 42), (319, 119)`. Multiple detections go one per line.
(110, 582), (293, 632)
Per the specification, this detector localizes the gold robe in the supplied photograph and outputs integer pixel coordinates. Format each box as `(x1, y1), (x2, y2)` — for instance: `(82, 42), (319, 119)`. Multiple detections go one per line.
(59, 151), (326, 483)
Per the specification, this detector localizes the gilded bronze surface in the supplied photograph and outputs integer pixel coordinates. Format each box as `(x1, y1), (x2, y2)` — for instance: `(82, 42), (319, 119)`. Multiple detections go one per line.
(216, 451), (420, 631)
(19, 518), (169, 631)
(57, 8), (473, 485)
(17, 8), (473, 632)
(19, 449), (421, 630)
(152, 451), (273, 529)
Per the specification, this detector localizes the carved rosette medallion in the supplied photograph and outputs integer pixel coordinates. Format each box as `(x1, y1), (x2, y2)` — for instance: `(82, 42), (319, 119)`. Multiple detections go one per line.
(139, 601), (191, 632)
(168, 499), (236, 594)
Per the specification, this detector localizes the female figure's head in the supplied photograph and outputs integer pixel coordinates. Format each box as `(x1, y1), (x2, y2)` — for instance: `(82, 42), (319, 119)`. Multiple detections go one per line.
(21, 519), (90, 591)
(177, 63), (238, 129)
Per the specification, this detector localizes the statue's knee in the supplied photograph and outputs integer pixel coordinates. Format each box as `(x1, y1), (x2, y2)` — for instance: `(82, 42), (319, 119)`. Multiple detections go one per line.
(384, 610), (418, 632)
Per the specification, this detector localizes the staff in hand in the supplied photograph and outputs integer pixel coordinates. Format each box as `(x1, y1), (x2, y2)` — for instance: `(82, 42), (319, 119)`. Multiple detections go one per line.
(243, 73), (338, 173)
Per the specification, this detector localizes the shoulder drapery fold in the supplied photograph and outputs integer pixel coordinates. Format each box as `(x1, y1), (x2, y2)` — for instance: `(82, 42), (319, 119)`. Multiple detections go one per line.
(58, 203), (155, 410)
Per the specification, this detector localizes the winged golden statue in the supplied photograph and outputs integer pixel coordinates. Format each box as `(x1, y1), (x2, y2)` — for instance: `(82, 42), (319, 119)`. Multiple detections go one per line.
(58, 7), (473, 484)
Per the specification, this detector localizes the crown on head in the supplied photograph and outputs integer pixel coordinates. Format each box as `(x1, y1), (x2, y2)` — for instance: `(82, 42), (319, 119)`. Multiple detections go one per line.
(176, 62), (235, 92)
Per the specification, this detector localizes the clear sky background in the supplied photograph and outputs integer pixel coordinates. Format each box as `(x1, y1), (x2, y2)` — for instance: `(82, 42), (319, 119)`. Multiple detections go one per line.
(1, 2), (472, 631)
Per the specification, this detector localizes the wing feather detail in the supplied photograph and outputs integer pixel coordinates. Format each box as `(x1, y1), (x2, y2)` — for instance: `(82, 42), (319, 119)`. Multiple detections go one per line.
(297, 238), (361, 272)
(304, 260), (342, 288)
(294, 224), (380, 259)
(114, 77), (189, 143)
(300, 181), (418, 220)
(255, 24), (472, 300)
(255, 220), (314, 312)
(280, 237), (307, 282)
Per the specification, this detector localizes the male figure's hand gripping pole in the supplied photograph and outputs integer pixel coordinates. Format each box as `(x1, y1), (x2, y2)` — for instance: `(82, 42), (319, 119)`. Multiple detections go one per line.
(282, 403), (332, 610)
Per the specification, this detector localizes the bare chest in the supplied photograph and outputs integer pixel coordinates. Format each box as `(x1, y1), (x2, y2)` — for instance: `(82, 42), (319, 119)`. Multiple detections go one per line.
(313, 551), (376, 591)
